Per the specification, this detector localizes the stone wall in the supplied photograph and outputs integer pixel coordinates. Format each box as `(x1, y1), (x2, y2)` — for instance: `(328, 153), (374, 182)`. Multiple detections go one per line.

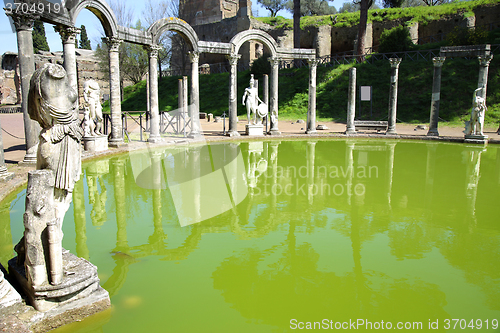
(0, 53), (20, 105)
(0, 49), (136, 108)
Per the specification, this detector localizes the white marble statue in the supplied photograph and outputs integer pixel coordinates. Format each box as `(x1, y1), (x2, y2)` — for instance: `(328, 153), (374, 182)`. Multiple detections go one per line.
(242, 74), (267, 125)
(16, 63), (83, 288)
(464, 87), (487, 136)
(83, 79), (103, 136)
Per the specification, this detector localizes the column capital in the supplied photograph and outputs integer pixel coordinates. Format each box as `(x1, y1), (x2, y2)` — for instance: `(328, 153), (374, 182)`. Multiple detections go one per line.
(6, 11), (39, 31)
(432, 57), (446, 67)
(226, 53), (241, 66)
(188, 51), (200, 63)
(103, 37), (123, 52)
(54, 25), (81, 44)
(307, 58), (321, 68)
(478, 54), (493, 67)
(268, 56), (281, 69)
(389, 57), (402, 68)
(144, 44), (162, 58)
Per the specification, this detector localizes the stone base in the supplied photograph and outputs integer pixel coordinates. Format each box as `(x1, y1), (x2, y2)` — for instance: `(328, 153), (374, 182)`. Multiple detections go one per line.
(227, 130), (240, 137)
(83, 135), (108, 152)
(8, 250), (109, 313)
(385, 130), (397, 135)
(268, 129), (281, 136)
(426, 129), (439, 137)
(0, 169), (14, 182)
(464, 134), (488, 144)
(246, 124), (264, 136)
(108, 138), (126, 148)
(147, 134), (162, 144)
(306, 129), (317, 134)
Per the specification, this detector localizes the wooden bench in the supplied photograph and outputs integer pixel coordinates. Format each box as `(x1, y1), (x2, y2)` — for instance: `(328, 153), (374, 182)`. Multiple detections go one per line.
(354, 120), (388, 132)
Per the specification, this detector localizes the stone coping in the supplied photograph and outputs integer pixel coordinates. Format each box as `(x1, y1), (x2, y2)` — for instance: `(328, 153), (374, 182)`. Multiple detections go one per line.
(1, 131), (499, 205)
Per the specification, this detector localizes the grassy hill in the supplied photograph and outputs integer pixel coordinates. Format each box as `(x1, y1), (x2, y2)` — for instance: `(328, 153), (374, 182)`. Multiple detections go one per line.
(256, 0), (499, 28)
(111, 53), (500, 126)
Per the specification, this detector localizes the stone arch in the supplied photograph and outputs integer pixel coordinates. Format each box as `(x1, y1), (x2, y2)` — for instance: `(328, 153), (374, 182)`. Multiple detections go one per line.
(70, 0), (119, 37)
(147, 18), (199, 52)
(230, 30), (278, 57)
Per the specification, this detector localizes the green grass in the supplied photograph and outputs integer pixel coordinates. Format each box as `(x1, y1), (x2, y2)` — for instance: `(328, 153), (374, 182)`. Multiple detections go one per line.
(254, 0), (499, 29)
(114, 53), (500, 127)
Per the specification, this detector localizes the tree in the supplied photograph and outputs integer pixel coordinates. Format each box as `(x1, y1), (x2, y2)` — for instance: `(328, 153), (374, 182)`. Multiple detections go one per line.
(286, 0), (336, 16)
(79, 25), (92, 50)
(356, 0), (372, 60)
(142, 0), (178, 80)
(33, 21), (49, 53)
(339, 2), (358, 12)
(378, 25), (414, 53)
(422, 0), (449, 5)
(259, 0), (287, 17)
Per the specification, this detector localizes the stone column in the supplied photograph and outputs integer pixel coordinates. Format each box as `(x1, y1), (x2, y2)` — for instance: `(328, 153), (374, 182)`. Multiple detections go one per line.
(189, 51), (201, 137)
(386, 58), (401, 135)
(306, 141), (317, 205)
(0, 117), (14, 181)
(55, 25), (80, 100)
(145, 45), (161, 143)
(263, 74), (269, 106)
(345, 141), (354, 206)
(346, 67), (356, 134)
(427, 57), (445, 137)
(477, 54), (493, 99)
(105, 37), (124, 147)
(227, 54), (241, 137)
(112, 158), (127, 250)
(306, 59), (320, 134)
(73, 177), (89, 260)
(268, 57), (280, 135)
(386, 142), (397, 208)
(8, 12), (40, 164)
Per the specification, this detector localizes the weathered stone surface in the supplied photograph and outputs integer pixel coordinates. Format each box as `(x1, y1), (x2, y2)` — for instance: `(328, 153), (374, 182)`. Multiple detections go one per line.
(83, 135), (108, 153)
(245, 123), (264, 136)
(0, 268), (22, 309)
(346, 67), (356, 134)
(83, 80), (104, 137)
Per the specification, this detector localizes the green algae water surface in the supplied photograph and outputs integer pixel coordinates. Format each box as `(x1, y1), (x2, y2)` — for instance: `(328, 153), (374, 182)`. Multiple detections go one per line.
(1, 139), (500, 332)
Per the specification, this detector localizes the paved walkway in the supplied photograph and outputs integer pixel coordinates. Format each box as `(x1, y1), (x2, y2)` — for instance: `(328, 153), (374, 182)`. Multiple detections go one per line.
(1, 112), (499, 201)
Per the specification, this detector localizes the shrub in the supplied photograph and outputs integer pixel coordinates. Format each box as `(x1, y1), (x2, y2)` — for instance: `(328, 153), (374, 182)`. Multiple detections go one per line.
(250, 54), (271, 79)
(378, 25), (415, 53)
(446, 26), (489, 46)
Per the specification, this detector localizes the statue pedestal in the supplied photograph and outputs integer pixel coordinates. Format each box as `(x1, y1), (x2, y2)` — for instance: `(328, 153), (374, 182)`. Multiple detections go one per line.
(464, 134), (488, 144)
(9, 250), (110, 313)
(246, 124), (264, 136)
(83, 135), (108, 153)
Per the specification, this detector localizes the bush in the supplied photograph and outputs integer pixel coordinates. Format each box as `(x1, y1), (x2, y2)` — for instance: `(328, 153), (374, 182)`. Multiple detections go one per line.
(446, 26), (489, 46)
(250, 54), (271, 79)
(378, 25), (415, 53)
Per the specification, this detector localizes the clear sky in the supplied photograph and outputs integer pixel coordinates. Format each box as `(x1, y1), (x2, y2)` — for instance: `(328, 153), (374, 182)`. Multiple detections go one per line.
(0, 0), (351, 55)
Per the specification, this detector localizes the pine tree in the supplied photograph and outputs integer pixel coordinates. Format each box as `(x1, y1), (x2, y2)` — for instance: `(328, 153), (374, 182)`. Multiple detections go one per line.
(79, 25), (92, 50)
(32, 21), (50, 53)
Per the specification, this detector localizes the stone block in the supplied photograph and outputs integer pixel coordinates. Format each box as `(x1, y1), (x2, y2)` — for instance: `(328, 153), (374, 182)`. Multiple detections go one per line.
(83, 135), (108, 153)
(245, 124), (264, 136)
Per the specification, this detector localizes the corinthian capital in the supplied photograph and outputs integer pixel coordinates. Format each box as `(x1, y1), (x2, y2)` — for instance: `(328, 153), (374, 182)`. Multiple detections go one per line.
(478, 54), (493, 67)
(103, 37), (123, 52)
(389, 58), (402, 68)
(226, 54), (241, 66)
(6, 11), (39, 31)
(188, 51), (200, 63)
(54, 25), (81, 44)
(145, 45), (162, 58)
(432, 57), (446, 67)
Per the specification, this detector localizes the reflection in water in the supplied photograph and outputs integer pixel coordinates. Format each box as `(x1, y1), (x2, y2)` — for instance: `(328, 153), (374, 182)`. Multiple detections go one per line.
(2, 139), (500, 332)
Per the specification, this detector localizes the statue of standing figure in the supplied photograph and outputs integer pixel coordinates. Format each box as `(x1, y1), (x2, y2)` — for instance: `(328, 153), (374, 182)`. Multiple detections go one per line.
(16, 63), (83, 292)
(83, 80), (103, 136)
(242, 74), (268, 125)
(464, 87), (487, 136)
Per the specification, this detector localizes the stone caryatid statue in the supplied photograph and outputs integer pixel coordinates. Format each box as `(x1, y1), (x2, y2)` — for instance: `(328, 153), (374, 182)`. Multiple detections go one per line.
(242, 74), (268, 125)
(464, 87), (487, 137)
(83, 79), (103, 136)
(9, 64), (109, 313)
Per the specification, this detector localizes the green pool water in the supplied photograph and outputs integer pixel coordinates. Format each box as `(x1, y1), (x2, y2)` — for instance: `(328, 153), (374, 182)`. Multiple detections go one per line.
(1, 139), (499, 332)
